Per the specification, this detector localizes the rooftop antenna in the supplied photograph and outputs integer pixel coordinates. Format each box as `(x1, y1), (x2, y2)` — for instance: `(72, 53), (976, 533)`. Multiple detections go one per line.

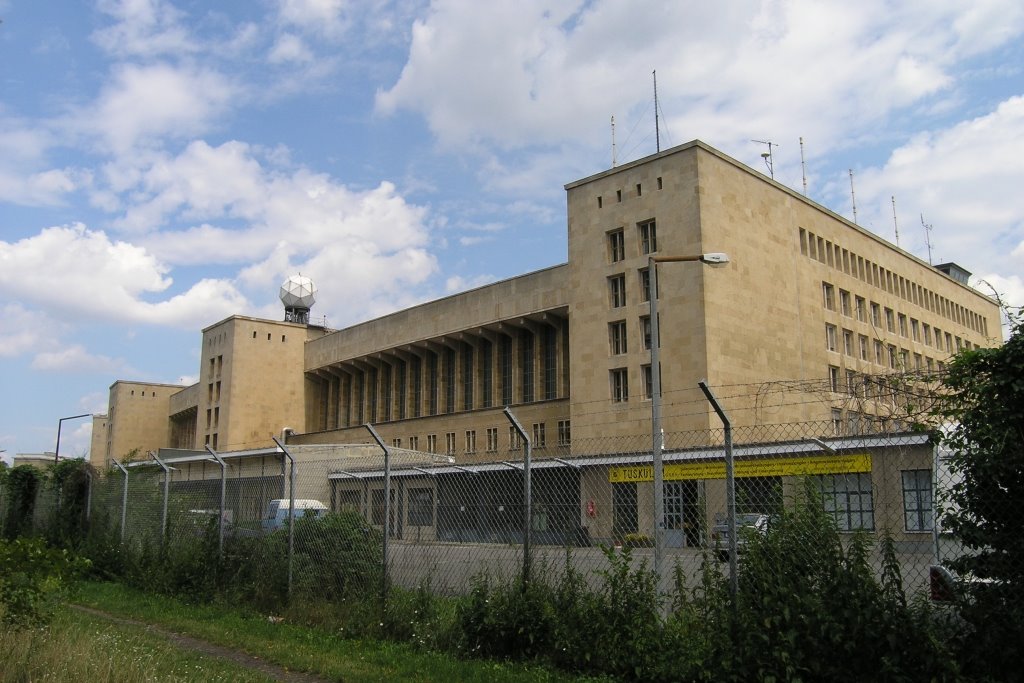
(921, 214), (934, 265)
(611, 115), (617, 167)
(752, 139), (777, 179)
(653, 70), (660, 153)
(799, 136), (808, 195)
(891, 196), (900, 247)
(849, 169), (858, 223)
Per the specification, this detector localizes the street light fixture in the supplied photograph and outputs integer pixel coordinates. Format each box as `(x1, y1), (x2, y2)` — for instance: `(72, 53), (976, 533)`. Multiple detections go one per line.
(649, 252), (730, 583)
(55, 413), (91, 464)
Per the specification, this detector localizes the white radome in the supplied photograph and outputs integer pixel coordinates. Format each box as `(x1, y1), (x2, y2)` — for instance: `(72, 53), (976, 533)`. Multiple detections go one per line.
(279, 275), (316, 309)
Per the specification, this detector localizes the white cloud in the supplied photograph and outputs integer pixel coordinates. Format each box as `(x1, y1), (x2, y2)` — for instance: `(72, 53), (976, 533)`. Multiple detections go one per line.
(377, 0), (1024, 168)
(31, 345), (127, 374)
(92, 0), (197, 58)
(0, 304), (65, 358)
(269, 33), (314, 64)
(71, 63), (239, 154)
(279, 0), (351, 38)
(843, 96), (1024, 309)
(0, 224), (249, 328)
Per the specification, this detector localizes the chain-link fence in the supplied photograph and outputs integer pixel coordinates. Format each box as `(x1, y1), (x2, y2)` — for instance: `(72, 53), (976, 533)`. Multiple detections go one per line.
(0, 415), (968, 610)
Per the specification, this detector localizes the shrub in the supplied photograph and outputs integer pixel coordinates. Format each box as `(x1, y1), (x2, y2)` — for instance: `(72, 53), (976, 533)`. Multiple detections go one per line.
(0, 537), (88, 627)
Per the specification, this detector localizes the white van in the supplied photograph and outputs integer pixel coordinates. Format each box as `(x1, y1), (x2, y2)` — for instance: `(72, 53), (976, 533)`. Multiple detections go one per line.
(261, 499), (328, 532)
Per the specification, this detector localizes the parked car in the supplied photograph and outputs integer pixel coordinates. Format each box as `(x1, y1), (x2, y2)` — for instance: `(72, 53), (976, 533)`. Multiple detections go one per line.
(712, 513), (770, 562)
(261, 499), (329, 532)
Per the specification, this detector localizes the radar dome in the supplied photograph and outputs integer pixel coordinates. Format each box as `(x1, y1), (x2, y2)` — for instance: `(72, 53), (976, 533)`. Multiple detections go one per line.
(280, 275), (316, 323)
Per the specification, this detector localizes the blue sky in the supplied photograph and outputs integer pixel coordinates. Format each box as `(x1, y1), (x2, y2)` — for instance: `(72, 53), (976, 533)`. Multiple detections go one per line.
(2, 0), (1023, 463)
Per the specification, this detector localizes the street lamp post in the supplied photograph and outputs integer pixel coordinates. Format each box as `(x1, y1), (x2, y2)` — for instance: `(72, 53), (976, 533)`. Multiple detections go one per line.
(55, 413), (91, 464)
(649, 252), (730, 582)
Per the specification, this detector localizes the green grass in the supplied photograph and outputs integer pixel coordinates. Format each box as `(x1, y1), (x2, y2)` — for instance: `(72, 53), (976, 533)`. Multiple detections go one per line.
(68, 581), (607, 683)
(0, 607), (275, 682)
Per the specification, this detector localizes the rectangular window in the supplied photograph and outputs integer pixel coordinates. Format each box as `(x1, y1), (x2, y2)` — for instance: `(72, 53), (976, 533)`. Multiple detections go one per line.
(829, 365), (840, 393)
(871, 302), (881, 327)
(611, 368), (629, 402)
(392, 437), (401, 448)
(643, 364), (653, 399)
(481, 339), (493, 409)
(831, 408), (843, 436)
(543, 326), (558, 400)
(444, 347), (456, 414)
(500, 336), (513, 406)
(371, 489), (385, 525)
(408, 488), (434, 527)
(609, 274), (626, 308)
(889, 344), (898, 369)
(557, 420), (571, 446)
(641, 315), (653, 350)
(822, 282), (836, 310)
(911, 318), (920, 342)
(608, 229), (625, 263)
(463, 343), (474, 410)
(885, 307), (895, 333)
(923, 324), (932, 346)
(409, 435), (418, 450)
(843, 328), (853, 356)
(509, 426), (522, 451)
(874, 340), (884, 365)
(465, 430), (476, 453)
(520, 330), (535, 403)
(826, 324), (837, 352)
(839, 289), (852, 317)
(639, 268), (653, 302)
(396, 360), (407, 420)
(898, 313), (908, 337)
(612, 482), (638, 536)
(639, 219), (657, 254)
(486, 427), (498, 452)
(411, 356), (422, 418)
(427, 434), (437, 453)
(427, 353), (438, 416)
(609, 320), (628, 355)
(445, 432), (456, 454)
(532, 422), (546, 448)
(859, 334), (869, 361)
(819, 473), (874, 531)
(855, 296), (866, 322)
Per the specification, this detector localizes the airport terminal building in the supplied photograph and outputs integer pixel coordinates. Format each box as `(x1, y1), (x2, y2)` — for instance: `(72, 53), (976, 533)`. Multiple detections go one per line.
(89, 140), (1001, 551)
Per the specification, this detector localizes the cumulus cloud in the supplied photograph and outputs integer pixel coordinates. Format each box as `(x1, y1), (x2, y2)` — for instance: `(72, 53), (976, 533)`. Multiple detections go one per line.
(269, 33), (314, 64)
(0, 304), (66, 358)
(31, 345), (127, 374)
(842, 96), (1024, 309)
(377, 0), (1024, 167)
(71, 63), (239, 154)
(278, 0), (351, 38)
(0, 224), (248, 328)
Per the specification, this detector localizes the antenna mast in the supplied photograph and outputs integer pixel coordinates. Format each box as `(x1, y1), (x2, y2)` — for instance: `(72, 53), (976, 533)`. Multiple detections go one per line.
(849, 169), (858, 223)
(752, 139), (777, 179)
(611, 115), (617, 167)
(921, 214), (934, 265)
(653, 70), (660, 153)
(799, 136), (807, 195)
(891, 196), (900, 247)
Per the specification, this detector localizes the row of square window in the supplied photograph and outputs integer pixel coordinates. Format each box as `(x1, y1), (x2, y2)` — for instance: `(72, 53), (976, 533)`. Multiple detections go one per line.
(803, 228), (987, 336)
(389, 421), (572, 454)
(596, 178), (664, 209)
(826, 326), (950, 371)
(823, 282), (972, 353)
(607, 219), (658, 263)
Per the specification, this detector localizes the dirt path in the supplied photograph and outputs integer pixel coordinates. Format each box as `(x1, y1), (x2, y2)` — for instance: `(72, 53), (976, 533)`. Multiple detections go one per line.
(70, 605), (333, 683)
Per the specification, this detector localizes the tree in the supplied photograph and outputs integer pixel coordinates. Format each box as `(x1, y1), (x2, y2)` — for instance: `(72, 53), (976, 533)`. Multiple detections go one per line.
(938, 312), (1024, 679)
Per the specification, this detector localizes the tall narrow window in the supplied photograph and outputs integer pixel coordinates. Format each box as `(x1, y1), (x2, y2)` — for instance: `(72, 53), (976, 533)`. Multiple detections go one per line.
(611, 368), (629, 402)
(444, 347), (456, 414)
(609, 274), (626, 308)
(822, 282), (836, 310)
(481, 339), (493, 409)
(639, 268), (655, 302)
(608, 229), (625, 263)
(609, 321), (628, 355)
(543, 326), (557, 400)
(532, 423), (546, 448)
(411, 356), (422, 418)
(500, 336), (513, 406)
(396, 360), (407, 420)
(462, 343), (474, 411)
(427, 353), (438, 416)
(638, 219), (657, 254)
(557, 420), (571, 446)
(520, 329), (535, 403)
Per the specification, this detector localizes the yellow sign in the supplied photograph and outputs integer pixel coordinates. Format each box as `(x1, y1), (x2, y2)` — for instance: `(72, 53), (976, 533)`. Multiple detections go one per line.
(608, 454), (871, 483)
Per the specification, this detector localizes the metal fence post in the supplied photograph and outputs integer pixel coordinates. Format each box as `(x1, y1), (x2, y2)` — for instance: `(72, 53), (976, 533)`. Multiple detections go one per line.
(364, 424), (390, 606)
(504, 407), (532, 589)
(150, 451), (171, 544)
(111, 459), (129, 544)
(272, 436), (296, 600)
(699, 381), (737, 600)
(204, 445), (227, 557)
